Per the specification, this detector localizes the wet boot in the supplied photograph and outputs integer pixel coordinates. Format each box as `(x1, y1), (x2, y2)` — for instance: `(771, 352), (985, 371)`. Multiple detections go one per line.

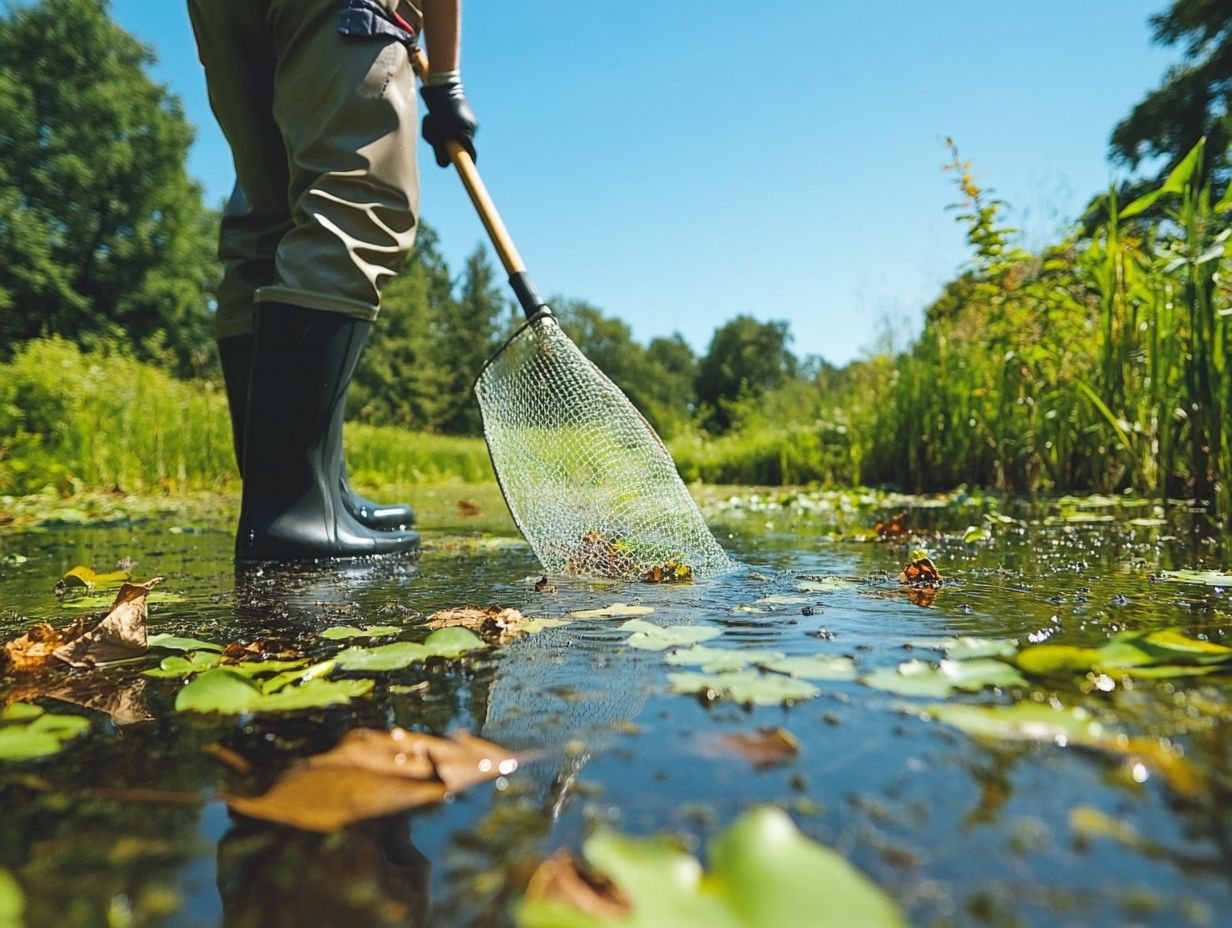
(218, 332), (415, 530)
(235, 302), (420, 561)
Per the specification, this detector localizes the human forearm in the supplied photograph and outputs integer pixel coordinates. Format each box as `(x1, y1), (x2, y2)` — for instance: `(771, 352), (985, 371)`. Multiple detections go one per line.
(419, 0), (460, 77)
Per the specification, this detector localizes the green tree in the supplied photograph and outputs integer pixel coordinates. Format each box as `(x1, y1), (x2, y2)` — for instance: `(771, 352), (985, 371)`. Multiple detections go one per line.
(695, 315), (798, 431)
(435, 246), (508, 434)
(1111, 0), (1232, 184)
(0, 0), (218, 375)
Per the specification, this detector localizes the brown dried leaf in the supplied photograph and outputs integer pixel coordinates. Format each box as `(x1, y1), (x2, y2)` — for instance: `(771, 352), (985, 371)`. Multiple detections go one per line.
(221, 638), (303, 662)
(535, 576), (558, 594)
(3, 619), (85, 674)
(699, 727), (800, 769)
(456, 498), (481, 517)
(523, 850), (631, 919)
(224, 729), (518, 832)
(226, 767), (448, 833)
(874, 512), (910, 540)
(640, 561), (694, 584)
(901, 556), (941, 586)
(52, 577), (162, 668)
(425, 606), (524, 637)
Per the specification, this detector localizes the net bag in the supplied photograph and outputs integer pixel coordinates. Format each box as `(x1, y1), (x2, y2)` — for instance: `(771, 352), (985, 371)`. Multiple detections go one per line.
(475, 312), (736, 580)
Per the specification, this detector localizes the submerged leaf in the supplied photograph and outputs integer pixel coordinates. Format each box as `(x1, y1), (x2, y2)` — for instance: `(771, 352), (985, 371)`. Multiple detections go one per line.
(225, 728), (517, 831)
(516, 806), (906, 927)
(697, 728), (800, 768)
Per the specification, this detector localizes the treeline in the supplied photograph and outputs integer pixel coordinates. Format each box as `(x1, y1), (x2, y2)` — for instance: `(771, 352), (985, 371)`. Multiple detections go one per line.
(4, 0), (1232, 517)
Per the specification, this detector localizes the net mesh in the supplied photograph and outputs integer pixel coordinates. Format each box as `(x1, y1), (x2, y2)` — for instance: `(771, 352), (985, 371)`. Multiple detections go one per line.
(475, 314), (736, 580)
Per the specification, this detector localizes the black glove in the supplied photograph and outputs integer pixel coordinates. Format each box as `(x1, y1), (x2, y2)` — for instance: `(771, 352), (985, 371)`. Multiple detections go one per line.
(420, 81), (477, 168)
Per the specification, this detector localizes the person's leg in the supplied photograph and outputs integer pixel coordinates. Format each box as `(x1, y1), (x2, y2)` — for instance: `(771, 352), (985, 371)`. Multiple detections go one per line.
(189, 0), (420, 559)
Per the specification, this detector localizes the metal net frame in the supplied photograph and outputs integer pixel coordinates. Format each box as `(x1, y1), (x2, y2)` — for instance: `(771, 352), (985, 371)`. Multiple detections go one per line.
(475, 312), (736, 580)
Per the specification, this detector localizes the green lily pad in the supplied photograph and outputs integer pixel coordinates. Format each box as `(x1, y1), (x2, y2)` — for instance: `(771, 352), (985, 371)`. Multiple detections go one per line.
(147, 633), (223, 653)
(569, 603), (654, 619)
(63, 591), (186, 609)
(143, 651), (220, 679)
(1160, 569), (1232, 586)
(519, 617), (573, 634)
(758, 655), (858, 681)
(921, 701), (1108, 745)
(797, 578), (861, 593)
(174, 667), (374, 714)
(258, 660), (337, 695)
(333, 627), (486, 671)
(0, 868), (24, 923)
(0, 709), (91, 761)
(756, 594), (811, 606)
(664, 646), (785, 673)
(862, 659), (1026, 697)
(907, 636), (1017, 660)
(0, 703), (44, 722)
(1016, 628), (1232, 678)
(320, 624), (403, 640)
(515, 806), (906, 928)
(619, 619), (720, 651)
(668, 670), (819, 706)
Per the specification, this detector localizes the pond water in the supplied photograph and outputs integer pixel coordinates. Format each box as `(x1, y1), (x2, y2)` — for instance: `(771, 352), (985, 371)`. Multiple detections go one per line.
(0, 489), (1229, 927)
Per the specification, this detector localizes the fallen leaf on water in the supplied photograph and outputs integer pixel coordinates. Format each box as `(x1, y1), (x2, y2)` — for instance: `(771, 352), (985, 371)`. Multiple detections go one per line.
(515, 806), (906, 928)
(535, 576), (558, 594)
(175, 666), (374, 714)
(221, 638), (302, 662)
(640, 561), (693, 584)
(906, 636), (1017, 660)
(224, 728), (518, 832)
(861, 658), (1025, 698)
(619, 619), (719, 652)
(319, 625), (402, 640)
(901, 555), (941, 586)
(52, 577), (162, 668)
(569, 604), (654, 620)
(665, 645), (785, 673)
(333, 627), (487, 671)
(874, 512), (910, 539)
(522, 851), (631, 920)
(2, 619), (85, 674)
(426, 606), (524, 634)
(53, 565), (132, 597)
(668, 669), (820, 706)
(147, 633), (223, 653)
(0, 703), (91, 761)
(695, 727), (800, 768)
(758, 654), (858, 681)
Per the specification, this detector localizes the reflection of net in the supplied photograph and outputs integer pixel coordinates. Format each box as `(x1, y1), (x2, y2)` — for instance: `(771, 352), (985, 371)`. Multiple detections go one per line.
(476, 316), (735, 579)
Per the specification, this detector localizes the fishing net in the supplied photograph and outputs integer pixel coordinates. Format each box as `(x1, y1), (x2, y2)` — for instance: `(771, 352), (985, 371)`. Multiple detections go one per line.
(475, 313), (736, 580)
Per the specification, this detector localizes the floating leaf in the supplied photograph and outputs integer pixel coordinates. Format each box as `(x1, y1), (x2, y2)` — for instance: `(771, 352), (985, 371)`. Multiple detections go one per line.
(907, 636), (1017, 660)
(668, 669), (763, 697)
(755, 594), (811, 606)
(797, 578), (860, 593)
(224, 729), (517, 832)
(516, 806), (906, 928)
(519, 618), (573, 634)
(2, 619), (84, 674)
(53, 577), (162, 668)
(61, 590), (185, 609)
(874, 512), (910, 539)
(861, 659), (1026, 697)
(422, 627), (487, 657)
(695, 728), (800, 769)
(334, 642), (431, 672)
(319, 625), (402, 640)
(1016, 628), (1232, 678)
(0, 707), (91, 761)
(758, 655), (858, 681)
(54, 565), (132, 595)
(961, 525), (990, 544)
(725, 674), (821, 707)
(142, 652), (220, 679)
(147, 633), (223, 653)
(569, 604), (654, 619)
(175, 668), (374, 714)
(619, 620), (720, 652)
(425, 606), (523, 634)
(0, 867), (23, 924)
(664, 646), (785, 673)
(901, 556), (941, 586)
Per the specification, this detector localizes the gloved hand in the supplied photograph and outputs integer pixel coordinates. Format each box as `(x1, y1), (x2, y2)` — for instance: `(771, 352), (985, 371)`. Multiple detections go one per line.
(420, 80), (477, 168)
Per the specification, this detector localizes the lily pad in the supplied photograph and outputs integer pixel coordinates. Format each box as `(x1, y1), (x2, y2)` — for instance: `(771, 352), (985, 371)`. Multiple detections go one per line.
(333, 627), (486, 671)
(922, 701), (1107, 744)
(665, 646), (785, 673)
(174, 668), (374, 714)
(421, 626), (487, 657)
(1160, 569), (1232, 587)
(320, 625), (402, 640)
(756, 594), (811, 606)
(143, 651), (220, 679)
(1016, 628), (1232, 677)
(861, 659), (1026, 697)
(61, 590), (185, 609)
(758, 655), (858, 681)
(668, 669), (820, 706)
(619, 619), (720, 652)
(0, 705), (91, 761)
(569, 604), (654, 619)
(519, 618), (573, 634)
(516, 806), (906, 927)
(147, 633), (223, 653)
(907, 636), (1017, 660)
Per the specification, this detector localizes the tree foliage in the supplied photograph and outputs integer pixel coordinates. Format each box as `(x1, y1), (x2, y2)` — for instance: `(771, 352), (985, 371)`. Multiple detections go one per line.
(0, 0), (218, 375)
(695, 315), (798, 431)
(1111, 0), (1232, 184)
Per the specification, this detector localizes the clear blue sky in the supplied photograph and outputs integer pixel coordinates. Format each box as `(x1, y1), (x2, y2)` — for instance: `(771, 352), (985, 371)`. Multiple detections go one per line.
(112, 0), (1176, 365)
